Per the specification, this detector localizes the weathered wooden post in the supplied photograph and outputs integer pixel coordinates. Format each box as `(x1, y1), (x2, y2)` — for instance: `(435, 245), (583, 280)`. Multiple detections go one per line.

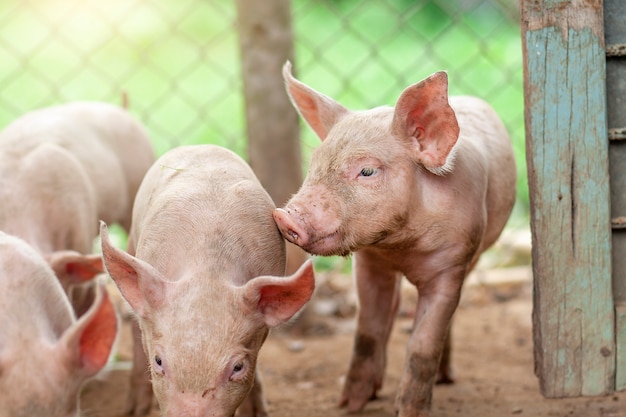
(235, 0), (308, 274)
(521, 0), (615, 397)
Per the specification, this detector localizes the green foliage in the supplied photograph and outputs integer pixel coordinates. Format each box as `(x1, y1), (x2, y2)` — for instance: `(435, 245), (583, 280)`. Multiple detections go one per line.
(292, 0), (527, 221)
(313, 255), (353, 274)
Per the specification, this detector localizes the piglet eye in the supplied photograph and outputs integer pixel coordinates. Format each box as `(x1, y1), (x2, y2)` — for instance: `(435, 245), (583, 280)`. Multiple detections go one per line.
(153, 355), (165, 376)
(152, 352), (165, 376)
(359, 167), (378, 177)
(230, 361), (246, 381)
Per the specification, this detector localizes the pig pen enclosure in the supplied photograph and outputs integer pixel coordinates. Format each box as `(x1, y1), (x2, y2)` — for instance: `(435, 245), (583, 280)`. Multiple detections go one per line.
(1, 0), (626, 416)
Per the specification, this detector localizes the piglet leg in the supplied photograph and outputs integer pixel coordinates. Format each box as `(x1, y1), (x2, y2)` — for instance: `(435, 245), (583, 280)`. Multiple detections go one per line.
(339, 250), (402, 412)
(437, 328), (454, 384)
(395, 270), (463, 417)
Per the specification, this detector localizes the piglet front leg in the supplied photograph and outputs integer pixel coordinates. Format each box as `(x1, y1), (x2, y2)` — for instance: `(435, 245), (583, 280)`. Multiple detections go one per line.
(395, 270), (464, 417)
(403, 317), (456, 385)
(437, 330), (454, 384)
(339, 251), (402, 412)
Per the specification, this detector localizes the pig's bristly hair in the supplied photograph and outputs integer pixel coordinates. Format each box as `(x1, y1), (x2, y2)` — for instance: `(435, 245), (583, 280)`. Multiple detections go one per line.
(423, 143), (458, 176)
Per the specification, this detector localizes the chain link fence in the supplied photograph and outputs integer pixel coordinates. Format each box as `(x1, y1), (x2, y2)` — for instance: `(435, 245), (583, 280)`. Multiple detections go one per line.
(0, 0), (525, 212)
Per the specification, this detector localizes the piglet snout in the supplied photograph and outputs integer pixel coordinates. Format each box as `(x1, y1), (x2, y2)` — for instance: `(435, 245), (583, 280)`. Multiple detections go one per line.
(273, 208), (309, 246)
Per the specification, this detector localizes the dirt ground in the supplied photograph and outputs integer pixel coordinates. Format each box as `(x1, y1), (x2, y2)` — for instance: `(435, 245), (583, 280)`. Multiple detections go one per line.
(81, 259), (626, 417)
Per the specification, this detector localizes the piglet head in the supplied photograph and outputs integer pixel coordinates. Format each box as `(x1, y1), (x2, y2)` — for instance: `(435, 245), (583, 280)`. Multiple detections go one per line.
(100, 222), (315, 417)
(0, 283), (117, 417)
(274, 62), (460, 256)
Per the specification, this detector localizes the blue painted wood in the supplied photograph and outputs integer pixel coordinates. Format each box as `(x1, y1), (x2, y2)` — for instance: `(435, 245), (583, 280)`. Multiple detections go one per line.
(522, 0), (615, 398)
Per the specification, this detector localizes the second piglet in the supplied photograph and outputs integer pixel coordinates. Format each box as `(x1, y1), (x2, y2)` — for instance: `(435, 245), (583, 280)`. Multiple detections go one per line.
(0, 231), (117, 417)
(0, 101), (155, 314)
(273, 63), (517, 417)
(101, 144), (315, 417)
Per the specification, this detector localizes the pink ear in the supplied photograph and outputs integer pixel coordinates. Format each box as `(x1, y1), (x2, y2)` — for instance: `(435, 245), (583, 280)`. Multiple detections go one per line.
(245, 259), (315, 327)
(77, 286), (118, 375)
(46, 252), (104, 288)
(65, 256), (104, 280)
(60, 285), (118, 377)
(282, 61), (348, 141)
(391, 71), (460, 171)
(100, 221), (166, 317)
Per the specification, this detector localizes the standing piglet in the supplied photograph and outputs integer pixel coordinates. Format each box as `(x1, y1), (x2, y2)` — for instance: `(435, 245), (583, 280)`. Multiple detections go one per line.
(0, 231), (118, 417)
(100, 144), (315, 417)
(0, 102), (155, 309)
(273, 62), (517, 417)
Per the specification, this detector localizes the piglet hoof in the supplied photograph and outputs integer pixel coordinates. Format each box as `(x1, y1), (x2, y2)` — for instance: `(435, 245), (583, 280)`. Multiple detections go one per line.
(435, 365), (455, 385)
(338, 382), (377, 413)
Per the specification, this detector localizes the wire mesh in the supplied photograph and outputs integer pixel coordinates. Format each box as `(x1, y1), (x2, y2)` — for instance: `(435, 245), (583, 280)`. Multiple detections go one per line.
(0, 0), (525, 205)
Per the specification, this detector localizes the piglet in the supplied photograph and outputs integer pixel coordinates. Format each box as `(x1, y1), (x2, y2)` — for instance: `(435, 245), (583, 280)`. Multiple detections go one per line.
(0, 101), (155, 313)
(0, 231), (118, 417)
(0, 101), (155, 234)
(100, 144), (315, 417)
(273, 62), (517, 417)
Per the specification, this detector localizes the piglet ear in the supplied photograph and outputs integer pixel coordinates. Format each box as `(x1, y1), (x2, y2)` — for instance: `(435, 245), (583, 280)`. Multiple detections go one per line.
(58, 284), (118, 378)
(99, 221), (166, 317)
(45, 251), (104, 291)
(283, 61), (348, 141)
(244, 259), (315, 327)
(391, 71), (460, 174)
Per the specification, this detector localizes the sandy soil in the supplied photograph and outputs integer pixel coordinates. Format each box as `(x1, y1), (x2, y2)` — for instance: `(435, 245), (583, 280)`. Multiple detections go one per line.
(81, 263), (626, 417)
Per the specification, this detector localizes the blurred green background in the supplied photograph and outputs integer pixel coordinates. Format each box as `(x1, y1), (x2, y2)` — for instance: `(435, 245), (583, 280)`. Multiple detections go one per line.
(0, 0), (526, 268)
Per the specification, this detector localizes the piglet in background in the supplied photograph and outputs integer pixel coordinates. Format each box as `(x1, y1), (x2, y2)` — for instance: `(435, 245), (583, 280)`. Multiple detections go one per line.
(101, 144), (315, 417)
(273, 62), (517, 417)
(0, 231), (118, 417)
(0, 101), (155, 312)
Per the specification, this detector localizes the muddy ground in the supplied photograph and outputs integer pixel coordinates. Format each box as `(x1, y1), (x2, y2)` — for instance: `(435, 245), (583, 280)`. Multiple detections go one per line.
(81, 231), (626, 417)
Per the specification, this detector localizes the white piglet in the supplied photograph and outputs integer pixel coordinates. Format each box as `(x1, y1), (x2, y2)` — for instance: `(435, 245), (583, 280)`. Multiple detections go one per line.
(0, 231), (118, 417)
(101, 144), (315, 417)
(0, 101), (155, 234)
(0, 102), (155, 303)
(273, 62), (517, 417)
